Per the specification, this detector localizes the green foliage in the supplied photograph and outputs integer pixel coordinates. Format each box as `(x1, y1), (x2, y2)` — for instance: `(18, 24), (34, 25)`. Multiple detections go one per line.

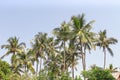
(38, 71), (81, 80)
(9, 73), (21, 80)
(82, 66), (115, 80)
(0, 60), (12, 80)
(0, 70), (5, 80)
(75, 76), (82, 80)
(60, 72), (72, 80)
(38, 71), (48, 80)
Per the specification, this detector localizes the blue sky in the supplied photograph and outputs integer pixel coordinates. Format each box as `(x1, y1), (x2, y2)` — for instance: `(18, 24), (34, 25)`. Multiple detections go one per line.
(0, 0), (120, 75)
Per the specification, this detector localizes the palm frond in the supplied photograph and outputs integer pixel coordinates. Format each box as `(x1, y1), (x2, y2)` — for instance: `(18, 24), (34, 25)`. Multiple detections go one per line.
(107, 47), (114, 56)
(18, 42), (26, 48)
(108, 37), (118, 44)
(1, 45), (10, 49)
(0, 51), (11, 59)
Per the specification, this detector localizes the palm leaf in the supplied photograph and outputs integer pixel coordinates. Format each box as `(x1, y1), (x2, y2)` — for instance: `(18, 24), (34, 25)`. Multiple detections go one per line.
(0, 51), (11, 59)
(108, 37), (118, 44)
(107, 47), (114, 56)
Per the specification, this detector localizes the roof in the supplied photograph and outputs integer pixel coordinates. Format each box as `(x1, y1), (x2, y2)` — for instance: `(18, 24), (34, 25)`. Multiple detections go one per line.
(112, 72), (120, 80)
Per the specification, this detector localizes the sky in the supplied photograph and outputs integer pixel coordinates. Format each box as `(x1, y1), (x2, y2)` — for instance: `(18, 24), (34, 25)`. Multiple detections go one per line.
(0, 0), (120, 75)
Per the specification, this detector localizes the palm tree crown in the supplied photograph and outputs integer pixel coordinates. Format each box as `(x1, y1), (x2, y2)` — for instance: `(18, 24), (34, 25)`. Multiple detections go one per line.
(0, 36), (25, 61)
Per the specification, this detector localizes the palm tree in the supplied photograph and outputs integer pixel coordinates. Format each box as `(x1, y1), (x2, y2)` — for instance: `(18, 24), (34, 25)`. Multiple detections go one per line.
(96, 30), (118, 69)
(70, 14), (95, 72)
(16, 50), (35, 74)
(45, 37), (58, 57)
(10, 55), (24, 75)
(0, 37), (25, 67)
(31, 32), (47, 75)
(44, 53), (62, 79)
(53, 22), (72, 72)
(108, 64), (118, 73)
(66, 38), (79, 80)
(44, 36), (66, 79)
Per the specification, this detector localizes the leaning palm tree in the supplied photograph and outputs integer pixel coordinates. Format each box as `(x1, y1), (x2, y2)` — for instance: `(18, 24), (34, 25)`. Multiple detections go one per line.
(0, 37), (25, 66)
(96, 30), (118, 69)
(70, 14), (95, 72)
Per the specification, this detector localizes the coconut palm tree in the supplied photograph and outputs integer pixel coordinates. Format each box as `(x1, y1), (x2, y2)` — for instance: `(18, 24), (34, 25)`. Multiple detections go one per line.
(70, 14), (95, 72)
(10, 55), (24, 75)
(44, 53), (62, 79)
(16, 50), (35, 74)
(31, 32), (47, 75)
(0, 37), (25, 67)
(108, 64), (118, 73)
(70, 14), (96, 80)
(45, 37), (58, 58)
(66, 38), (79, 80)
(96, 30), (118, 69)
(53, 22), (73, 72)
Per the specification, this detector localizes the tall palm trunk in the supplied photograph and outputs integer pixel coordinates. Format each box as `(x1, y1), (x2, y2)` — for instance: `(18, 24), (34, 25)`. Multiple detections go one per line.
(39, 58), (42, 73)
(82, 53), (86, 71)
(103, 48), (106, 69)
(81, 53), (86, 80)
(72, 56), (74, 80)
(63, 41), (66, 72)
(83, 48), (86, 71)
(80, 43), (86, 71)
(72, 65), (74, 80)
(25, 64), (27, 74)
(80, 42), (86, 80)
(12, 52), (16, 68)
(81, 54), (84, 70)
(36, 61), (38, 76)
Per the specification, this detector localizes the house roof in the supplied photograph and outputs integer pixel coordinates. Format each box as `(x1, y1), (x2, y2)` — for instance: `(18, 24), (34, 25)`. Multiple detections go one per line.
(112, 72), (120, 79)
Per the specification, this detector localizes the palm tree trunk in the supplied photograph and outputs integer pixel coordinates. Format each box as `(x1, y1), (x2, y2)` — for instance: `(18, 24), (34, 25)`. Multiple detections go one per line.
(72, 66), (74, 80)
(79, 38), (86, 72)
(80, 42), (86, 80)
(72, 59), (74, 80)
(81, 45), (86, 71)
(82, 53), (86, 71)
(39, 58), (42, 73)
(81, 53), (86, 80)
(79, 40), (85, 71)
(103, 48), (106, 69)
(63, 41), (66, 72)
(25, 65), (27, 73)
(83, 49), (86, 71)
(36, 61), (38, 76)
(11, 52), (16, 70)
